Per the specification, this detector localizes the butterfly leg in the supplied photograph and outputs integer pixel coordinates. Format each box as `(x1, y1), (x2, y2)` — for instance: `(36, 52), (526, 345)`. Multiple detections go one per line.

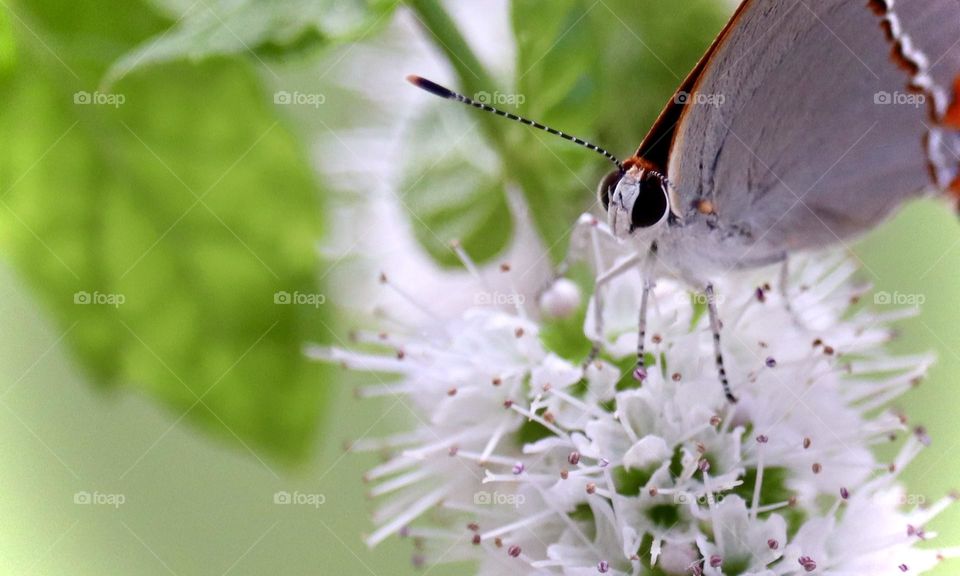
(584, 253), (642, 366)
(778, 257), (806, 329)
(634, 277), (653, 380)
(705, 283), (738, 403)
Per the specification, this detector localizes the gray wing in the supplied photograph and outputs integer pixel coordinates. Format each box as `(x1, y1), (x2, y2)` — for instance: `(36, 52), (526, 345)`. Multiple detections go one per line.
(664, 0), (960, 261)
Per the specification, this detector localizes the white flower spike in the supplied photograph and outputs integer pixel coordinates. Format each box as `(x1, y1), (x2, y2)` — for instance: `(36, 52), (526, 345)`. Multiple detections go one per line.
(309, 219), (959, 575)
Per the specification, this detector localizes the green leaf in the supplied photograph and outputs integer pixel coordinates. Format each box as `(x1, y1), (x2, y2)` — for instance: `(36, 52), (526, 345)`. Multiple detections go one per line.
(510, 0), (730, 260)
(103, 0), (397, 87)
(400, 105), (512, 267)
(511, 0), (604, 260)
(0, 8), (16, 77)
(1, 0), (331, 464)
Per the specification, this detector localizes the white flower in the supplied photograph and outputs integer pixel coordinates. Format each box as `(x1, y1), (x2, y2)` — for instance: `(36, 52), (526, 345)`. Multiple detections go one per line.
(308, 219), (958, 575)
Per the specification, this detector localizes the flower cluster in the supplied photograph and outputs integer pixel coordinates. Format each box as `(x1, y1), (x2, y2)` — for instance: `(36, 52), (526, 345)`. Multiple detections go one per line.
(310, 221), (957, 575)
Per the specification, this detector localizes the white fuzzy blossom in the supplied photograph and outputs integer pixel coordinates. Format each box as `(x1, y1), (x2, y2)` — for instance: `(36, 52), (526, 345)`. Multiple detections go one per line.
(309, 219), (958, 576)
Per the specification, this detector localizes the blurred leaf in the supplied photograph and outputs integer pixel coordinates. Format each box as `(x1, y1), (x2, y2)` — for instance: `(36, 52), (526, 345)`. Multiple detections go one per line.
(510, 0), (730, 260)
(0, 0), (332, 464)
(103, 0), (398, 87)
(0, 9), (15, 77)
(592, 0), (731, 149)
(400, 106), (512, 267)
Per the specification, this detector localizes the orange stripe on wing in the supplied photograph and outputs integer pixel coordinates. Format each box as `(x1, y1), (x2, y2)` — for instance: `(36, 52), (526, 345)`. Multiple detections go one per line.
(621, 156), (660, 173)
(944, 75), (960, 130)
(950, 175), (960, 199)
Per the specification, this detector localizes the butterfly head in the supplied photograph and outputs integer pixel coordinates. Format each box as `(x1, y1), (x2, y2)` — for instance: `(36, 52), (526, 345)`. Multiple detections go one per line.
(598, 160), (672, 241)
(404, 77), (677, 241)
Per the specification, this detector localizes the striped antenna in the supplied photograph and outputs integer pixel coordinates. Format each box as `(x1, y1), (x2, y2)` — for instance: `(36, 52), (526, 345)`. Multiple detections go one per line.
(406, 75), (623, 171)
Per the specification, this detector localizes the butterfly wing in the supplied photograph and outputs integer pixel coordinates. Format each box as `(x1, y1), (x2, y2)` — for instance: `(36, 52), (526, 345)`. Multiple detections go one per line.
(657, 0), (960, 262)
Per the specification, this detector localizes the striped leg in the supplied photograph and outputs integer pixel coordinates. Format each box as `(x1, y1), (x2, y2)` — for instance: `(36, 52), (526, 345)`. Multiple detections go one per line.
(705, 283), (738, 403)
(634, 279), (652, 380)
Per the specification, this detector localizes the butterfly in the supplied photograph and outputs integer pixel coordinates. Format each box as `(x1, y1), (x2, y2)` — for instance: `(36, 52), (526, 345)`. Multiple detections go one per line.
(407, 0), (960, 402)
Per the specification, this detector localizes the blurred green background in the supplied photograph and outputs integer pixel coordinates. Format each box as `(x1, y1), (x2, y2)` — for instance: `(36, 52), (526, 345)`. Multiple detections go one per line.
(0, 0), (957, 574)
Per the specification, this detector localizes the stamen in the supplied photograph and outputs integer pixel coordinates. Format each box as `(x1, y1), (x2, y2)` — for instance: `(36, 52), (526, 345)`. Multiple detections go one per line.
(479, 509), (555, 541)
(449, 239), (489, 286)
(751, 435), (768, 520)
(366, 487), (448, 547)
(304, 345), (410, 373)
(478, 418), (512, 464)
(369, 468), (433, 498)
(378, 272), (441, 321)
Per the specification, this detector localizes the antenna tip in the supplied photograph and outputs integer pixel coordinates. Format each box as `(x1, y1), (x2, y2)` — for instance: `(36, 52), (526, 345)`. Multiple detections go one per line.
(405, 75), (456, 99)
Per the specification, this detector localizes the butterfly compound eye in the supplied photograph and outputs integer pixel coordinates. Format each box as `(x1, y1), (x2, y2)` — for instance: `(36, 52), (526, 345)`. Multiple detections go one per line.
(597, 170), (623, 211)
(630, 172), (669, 229)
